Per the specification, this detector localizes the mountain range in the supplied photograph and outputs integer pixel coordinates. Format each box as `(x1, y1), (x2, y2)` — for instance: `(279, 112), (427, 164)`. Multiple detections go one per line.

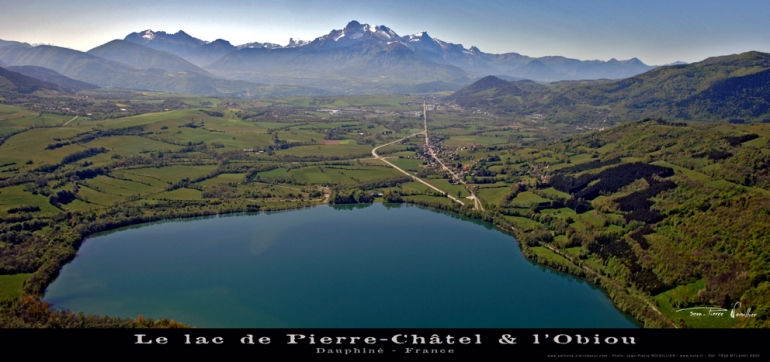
(1, 20), (768, 124)
(447, 51), (770, 123)
(0, 21), (657, 95)
(124, 30), (237, 68)
(124, 21), (654, 92)
(0, 41), (327, 97)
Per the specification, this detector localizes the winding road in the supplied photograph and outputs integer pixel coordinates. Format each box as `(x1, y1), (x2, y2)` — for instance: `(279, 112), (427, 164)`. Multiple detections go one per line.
(371, 132), (465, 205)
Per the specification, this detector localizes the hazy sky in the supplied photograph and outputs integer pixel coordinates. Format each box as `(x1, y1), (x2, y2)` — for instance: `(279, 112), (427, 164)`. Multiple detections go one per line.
(1, 0), (768, 65)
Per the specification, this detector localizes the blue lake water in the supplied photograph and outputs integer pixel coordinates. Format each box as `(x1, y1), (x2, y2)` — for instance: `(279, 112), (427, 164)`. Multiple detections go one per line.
(44, 203), (639, 328)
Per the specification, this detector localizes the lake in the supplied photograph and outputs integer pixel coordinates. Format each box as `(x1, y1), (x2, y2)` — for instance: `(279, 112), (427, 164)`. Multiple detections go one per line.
(44, 203), (639, 328)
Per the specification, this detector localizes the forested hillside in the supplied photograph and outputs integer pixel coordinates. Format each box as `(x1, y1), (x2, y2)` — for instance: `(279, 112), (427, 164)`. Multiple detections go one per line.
(448, 51), (770, 125)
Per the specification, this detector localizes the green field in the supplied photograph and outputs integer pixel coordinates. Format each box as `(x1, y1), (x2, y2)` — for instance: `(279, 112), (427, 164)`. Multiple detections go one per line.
(540, 207), (578, 220)
(0, 185), (62, 214)
(568, 153), (595, 164)
(510, 191), (550, 207)
(387, 158), (423, 173)
(530, 246), (573, 265)
(63, 199), (102, 212)
(275, 144), (372, 157)
(77, 185), (125, 205)
(288, 167), (347, 184)
(0, 104), (38, 123)
(339, 167), (404, 182)
(86, 136), (182, 155)
(538, 187), (570, 199)
(111, 171), (170, 188)
(289, 166), (402, 185)
(426, 179), (469, 198)
(743, 137), (768, 148)
(504, 215), (544, 231)
(85, 176), (164, 197)
(0, 127), (89, 169)
(0, 274), (31, 301)
(476, 186), (511, 206)
(397, 181), (434, 194)
(125, 165), (217, 184)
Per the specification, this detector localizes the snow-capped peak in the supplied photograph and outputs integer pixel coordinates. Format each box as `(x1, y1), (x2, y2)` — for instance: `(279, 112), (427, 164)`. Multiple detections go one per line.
(287, 38), (309, 48)
(237, 41), (285, 49)
(374, 25), (397, 39)
(408, 31), (429, 42)
(315, 21), (404, 45)
(142, 30), (155, 41)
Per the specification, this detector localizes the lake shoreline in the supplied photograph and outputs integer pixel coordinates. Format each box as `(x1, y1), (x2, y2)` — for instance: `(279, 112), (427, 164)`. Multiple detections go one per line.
(7, 198), (662, 328)
(39, 204), (638, 328)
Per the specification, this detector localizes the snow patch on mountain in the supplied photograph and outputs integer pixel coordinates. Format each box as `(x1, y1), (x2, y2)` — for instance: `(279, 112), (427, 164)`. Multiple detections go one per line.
(286, 38), (310, 48)
(408, 32), (428, 42)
